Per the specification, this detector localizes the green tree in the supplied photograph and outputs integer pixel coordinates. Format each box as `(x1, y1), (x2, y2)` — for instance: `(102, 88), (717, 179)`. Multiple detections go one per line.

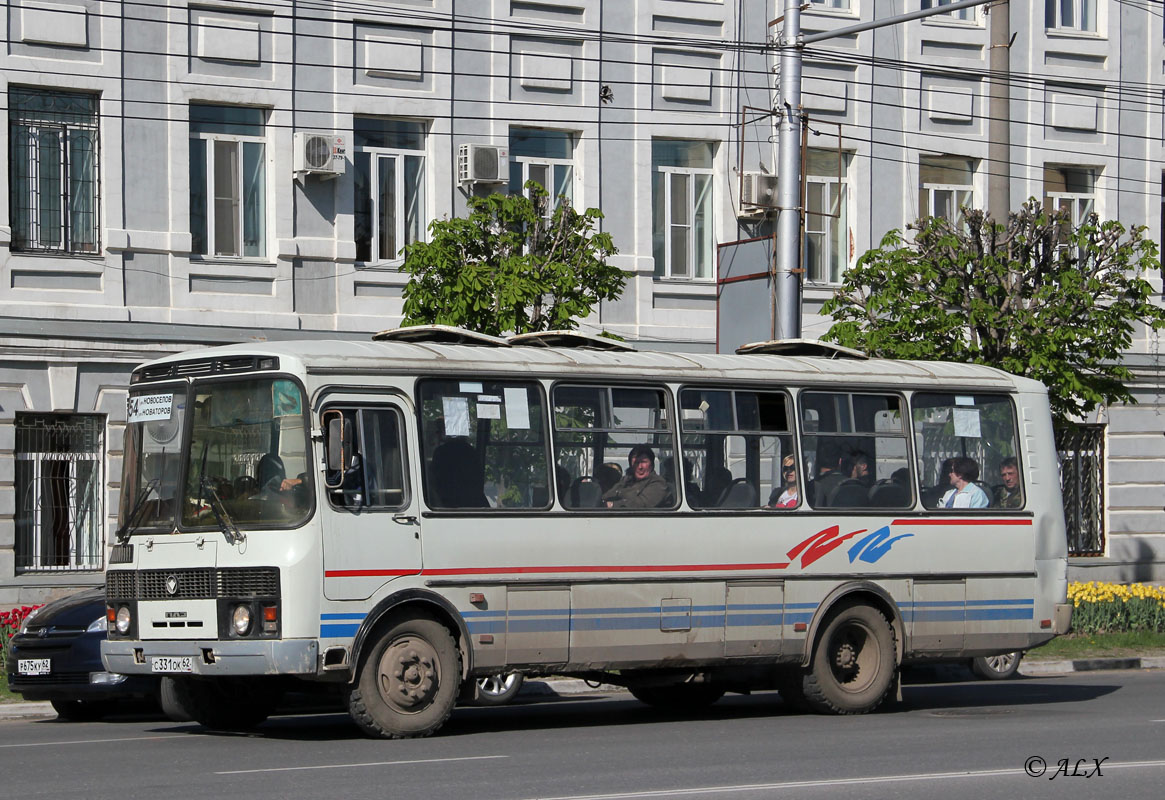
(400, 183), (624, 336)
(822, 200), (1165, 421)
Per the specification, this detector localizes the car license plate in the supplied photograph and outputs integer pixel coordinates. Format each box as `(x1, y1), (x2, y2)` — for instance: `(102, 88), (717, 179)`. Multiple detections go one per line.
(17, 658), (51, 676)
(150, 656), (194, 673)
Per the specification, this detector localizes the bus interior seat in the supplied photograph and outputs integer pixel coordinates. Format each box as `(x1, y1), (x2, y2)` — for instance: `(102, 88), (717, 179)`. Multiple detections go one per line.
(570, 477), (603, 508)
(828, 479), (870, 508)
(868, 480), (909, 508)
(718, 478), (758, 508)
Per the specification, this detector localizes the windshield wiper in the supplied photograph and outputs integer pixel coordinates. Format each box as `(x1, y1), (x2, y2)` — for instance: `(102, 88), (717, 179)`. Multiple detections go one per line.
(200, 475), (245, 545)
(114, 478), (160, 544)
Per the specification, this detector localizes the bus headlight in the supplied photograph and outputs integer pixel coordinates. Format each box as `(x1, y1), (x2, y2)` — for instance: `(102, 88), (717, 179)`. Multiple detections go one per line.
(115, 606), (132, 634)
(232, 604), (252, 636)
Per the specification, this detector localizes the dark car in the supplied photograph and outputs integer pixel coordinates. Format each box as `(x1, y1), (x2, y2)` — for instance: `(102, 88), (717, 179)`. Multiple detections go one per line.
(5, 587), (161, 720)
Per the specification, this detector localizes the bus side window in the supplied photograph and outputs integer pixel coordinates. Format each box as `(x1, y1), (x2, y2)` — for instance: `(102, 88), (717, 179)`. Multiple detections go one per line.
(552, 384), (679, 511)
(679, 387), (794, 510)
(323, 407), (408, 511)
(911, 393), (1023, 511)
(799, 392), (913, 509)
(419, 379), (551, 510)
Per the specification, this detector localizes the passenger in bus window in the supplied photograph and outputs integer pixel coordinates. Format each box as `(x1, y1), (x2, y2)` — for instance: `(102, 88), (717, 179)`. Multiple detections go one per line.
(603, 445), (669, 509)
(849, 452), (873, 487)
(939, 457), (989, 509)
(995, 457), (1023, 509)
(765, 455), (799, 508)
(808, 441), (845, 506)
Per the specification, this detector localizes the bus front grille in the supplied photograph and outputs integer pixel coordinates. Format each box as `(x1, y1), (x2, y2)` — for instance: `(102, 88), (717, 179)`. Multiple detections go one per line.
(106, 567), (279, 601)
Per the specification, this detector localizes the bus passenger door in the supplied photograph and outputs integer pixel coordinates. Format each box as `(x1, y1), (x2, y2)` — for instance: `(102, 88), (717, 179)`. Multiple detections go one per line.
(910, 579), (966, 654)
(321, 398), (423, 601)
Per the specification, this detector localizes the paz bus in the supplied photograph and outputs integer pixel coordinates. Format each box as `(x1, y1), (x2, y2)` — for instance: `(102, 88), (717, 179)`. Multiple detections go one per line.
(101, 327), (1071, 738)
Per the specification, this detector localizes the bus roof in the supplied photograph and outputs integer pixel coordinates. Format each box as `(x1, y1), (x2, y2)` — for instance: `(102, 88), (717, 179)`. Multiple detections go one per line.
(136, 339), (1041, 393)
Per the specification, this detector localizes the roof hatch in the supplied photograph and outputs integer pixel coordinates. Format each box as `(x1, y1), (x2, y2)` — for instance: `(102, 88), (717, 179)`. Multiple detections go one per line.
(735, 338), (867, 359)
(371, 325), (511, 347)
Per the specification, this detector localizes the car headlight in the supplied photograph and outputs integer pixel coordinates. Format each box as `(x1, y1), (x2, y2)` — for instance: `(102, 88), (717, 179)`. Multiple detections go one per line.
(18, 607), (42, 635)
(115, 606), (132, 634)
(232, 604), (252, 636)
(87, 615), (108, 633)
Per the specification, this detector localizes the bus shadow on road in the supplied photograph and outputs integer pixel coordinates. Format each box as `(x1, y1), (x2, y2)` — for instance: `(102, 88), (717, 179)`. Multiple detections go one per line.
(143, 678), (1122, 741)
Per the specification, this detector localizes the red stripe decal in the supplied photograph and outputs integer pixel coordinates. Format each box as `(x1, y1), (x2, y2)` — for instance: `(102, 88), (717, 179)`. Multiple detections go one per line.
(891, 519), (1033, 526)
(325, 563), (790, 579)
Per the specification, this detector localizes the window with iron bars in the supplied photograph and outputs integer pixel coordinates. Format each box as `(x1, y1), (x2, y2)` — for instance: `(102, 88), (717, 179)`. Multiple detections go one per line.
(7, 87), (100, 254)
(14, 414), (105, 572)
(1056, 423), (1105, 556)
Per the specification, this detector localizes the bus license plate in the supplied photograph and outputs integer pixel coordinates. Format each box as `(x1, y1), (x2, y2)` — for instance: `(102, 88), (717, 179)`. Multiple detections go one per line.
(18, 659), (51, 676)
(151, 657), (194, 673)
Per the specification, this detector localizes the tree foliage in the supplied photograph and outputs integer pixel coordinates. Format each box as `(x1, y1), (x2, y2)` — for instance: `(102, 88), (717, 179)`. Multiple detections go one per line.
(822, 200), (1165, 421)
(400, 183), (624, 336)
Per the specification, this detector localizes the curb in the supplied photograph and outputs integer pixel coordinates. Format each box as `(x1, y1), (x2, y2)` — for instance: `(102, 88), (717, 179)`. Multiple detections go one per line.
(0, 702), (55, 720)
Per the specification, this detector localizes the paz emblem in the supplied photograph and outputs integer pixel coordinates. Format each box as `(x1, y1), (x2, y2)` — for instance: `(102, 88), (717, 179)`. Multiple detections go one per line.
(165, 574), (179, 596)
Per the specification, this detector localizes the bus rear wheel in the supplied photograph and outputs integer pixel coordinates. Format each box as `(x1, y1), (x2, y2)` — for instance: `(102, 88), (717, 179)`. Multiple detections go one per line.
(348, 614), (461, 739)
(803, 603), (896, 715)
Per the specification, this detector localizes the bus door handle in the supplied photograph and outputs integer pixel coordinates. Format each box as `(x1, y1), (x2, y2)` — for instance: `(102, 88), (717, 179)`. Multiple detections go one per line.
(393, 514), (419, 526)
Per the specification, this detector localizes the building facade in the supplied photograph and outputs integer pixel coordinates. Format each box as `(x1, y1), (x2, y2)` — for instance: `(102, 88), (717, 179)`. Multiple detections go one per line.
(2, 0), (1163, 603)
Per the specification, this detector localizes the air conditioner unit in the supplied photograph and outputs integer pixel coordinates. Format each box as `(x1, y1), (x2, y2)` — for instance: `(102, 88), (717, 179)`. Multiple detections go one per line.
(739, 171), (779, 213)
(458, 144), (508, 184)
(293, 132), (346, 177)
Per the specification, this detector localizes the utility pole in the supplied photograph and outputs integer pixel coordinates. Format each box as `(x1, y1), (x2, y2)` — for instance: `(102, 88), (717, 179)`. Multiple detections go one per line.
(770, 0), (996, 340)
(987, 1), (1011, 220)
(773, 0), (803, 342)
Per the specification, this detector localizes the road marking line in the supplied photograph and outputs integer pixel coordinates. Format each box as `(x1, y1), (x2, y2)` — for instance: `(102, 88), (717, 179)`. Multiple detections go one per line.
(216, 754), (508, 775)
(530, 760), (1165, 800)
(0, 735), (184, 749)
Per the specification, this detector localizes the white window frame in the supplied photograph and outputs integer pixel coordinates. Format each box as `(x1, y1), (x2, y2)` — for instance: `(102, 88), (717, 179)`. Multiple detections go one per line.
(804, 156), (848, 285)
(655, 165), (715, 281)
(1045, 171), (1096, 228)
(922, 0), (974, 22)
(512, 156), (574, 221)
(190, 130), (267, 259)
(808, 0), (852, 12)
(919, 158), (974, 224)
(1045, 0), (1096, 32)
(14, 125), (66, 250)
(359, 145), (426, 265)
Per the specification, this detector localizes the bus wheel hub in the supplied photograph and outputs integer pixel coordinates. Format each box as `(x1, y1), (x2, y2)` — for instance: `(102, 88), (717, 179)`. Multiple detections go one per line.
(381, 640), (439, 708)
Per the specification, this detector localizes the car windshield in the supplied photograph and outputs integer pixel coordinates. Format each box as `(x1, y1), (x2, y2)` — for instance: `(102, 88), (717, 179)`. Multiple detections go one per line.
(119, 377), (312, 533)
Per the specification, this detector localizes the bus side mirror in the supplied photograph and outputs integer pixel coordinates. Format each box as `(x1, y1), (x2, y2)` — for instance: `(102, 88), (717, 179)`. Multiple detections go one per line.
(324, 413), (349, 488)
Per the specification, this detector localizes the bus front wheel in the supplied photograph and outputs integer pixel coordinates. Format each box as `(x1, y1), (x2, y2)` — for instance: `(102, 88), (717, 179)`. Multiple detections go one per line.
(803, 603), (897, 715)
(348, 614), (461, 739)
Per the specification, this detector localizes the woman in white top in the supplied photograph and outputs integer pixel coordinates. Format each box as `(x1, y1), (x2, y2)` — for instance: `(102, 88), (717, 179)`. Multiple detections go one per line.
(939, 456), (989, 509)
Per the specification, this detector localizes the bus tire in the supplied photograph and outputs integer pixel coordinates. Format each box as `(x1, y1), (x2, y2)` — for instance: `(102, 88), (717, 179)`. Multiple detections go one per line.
(168, 676), (281, 731)
(773, 669), (811, 712)
(348, 614), (461, 739)
(629, 683), (725, 710)
(970, 651), (1022, 680)
(803, 603), (897, 715)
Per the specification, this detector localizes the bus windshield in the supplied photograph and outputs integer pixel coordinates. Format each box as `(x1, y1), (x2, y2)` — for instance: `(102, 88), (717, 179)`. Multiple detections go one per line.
(119, 377), (312, 534)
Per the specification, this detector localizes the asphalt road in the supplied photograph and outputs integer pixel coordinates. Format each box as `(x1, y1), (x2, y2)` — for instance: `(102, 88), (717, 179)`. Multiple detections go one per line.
(2, 670), (1164, 800)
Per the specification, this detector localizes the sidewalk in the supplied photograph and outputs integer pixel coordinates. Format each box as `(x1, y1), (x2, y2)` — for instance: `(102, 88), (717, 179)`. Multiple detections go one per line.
(3, 657), (1162, 721)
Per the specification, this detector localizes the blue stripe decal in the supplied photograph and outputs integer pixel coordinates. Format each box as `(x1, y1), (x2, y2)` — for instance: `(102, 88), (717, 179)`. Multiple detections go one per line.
(320, 623), (360, 637)
(967, 608), (1034, 620)
(727, 613), (784, 627)
(320, 613), (366, 621)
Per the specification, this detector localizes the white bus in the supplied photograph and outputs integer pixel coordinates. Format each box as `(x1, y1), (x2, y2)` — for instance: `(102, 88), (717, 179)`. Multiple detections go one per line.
(102, 329), (1071, 737)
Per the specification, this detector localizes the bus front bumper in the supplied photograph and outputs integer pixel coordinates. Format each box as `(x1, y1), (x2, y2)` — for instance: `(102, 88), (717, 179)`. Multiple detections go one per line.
(101, 639), (319, 677)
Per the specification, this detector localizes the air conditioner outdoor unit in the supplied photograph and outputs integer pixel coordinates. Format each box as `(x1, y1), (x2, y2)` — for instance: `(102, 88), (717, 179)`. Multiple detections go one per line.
(458, 144), (508, 184)
(739, 171), (779, 213)
(293, 132), (346, 177)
